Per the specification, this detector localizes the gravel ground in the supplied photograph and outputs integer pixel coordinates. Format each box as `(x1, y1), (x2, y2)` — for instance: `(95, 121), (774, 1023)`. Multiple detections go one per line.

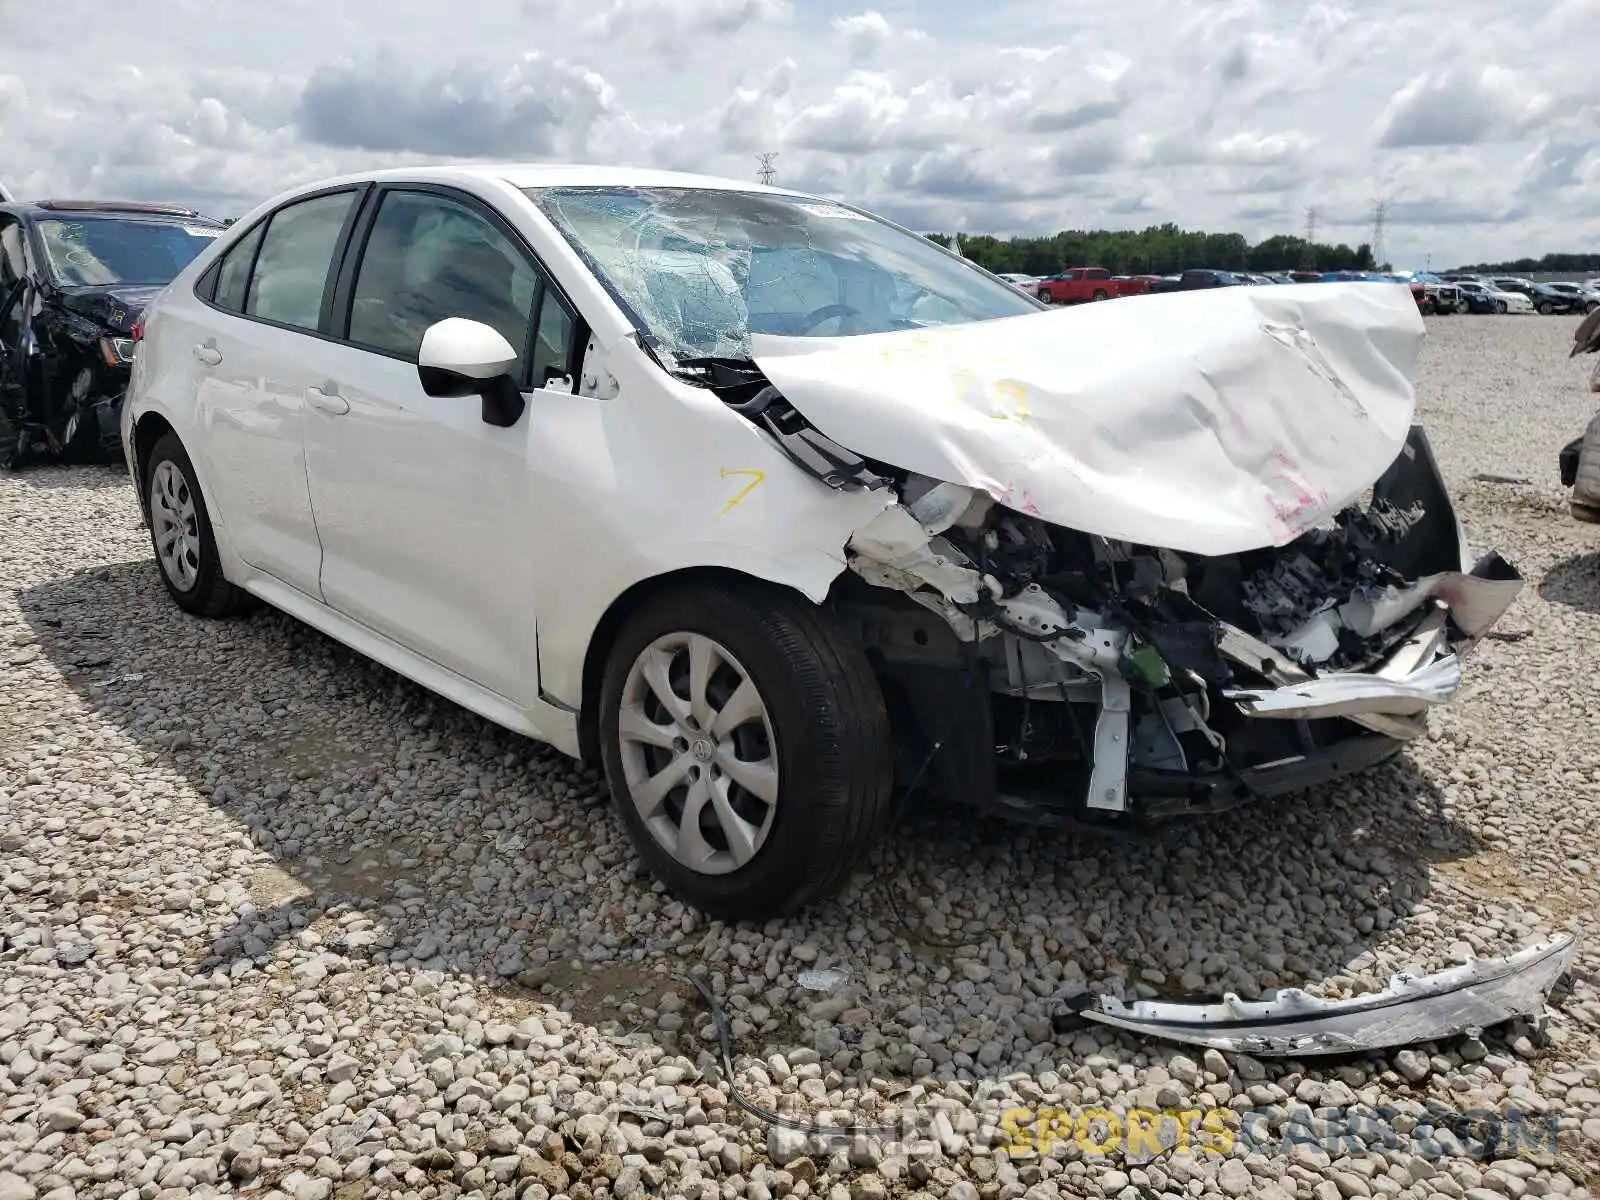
(3, 312), (1600, 1200)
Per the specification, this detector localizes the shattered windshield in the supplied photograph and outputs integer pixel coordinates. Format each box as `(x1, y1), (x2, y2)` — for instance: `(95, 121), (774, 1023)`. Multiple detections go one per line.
(35, 216), (224, 288)
(525, 185), (1039, 364)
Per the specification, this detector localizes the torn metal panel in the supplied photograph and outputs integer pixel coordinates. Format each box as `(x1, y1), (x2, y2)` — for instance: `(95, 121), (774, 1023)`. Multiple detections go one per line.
(750, 281), (1423, 557)
(1067, 931), (1577, 1056)
(1224, 652), (1462, 720)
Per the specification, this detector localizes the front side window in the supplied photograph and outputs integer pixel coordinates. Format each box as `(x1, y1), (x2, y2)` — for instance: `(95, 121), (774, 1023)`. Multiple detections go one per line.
(347, 190), (540, 368)
(526, 185), (1038, 365)
(245, 191), (356, 332)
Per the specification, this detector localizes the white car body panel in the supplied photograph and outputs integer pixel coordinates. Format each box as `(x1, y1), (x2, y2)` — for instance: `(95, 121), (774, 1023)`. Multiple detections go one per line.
(752, 282), (1424, 557)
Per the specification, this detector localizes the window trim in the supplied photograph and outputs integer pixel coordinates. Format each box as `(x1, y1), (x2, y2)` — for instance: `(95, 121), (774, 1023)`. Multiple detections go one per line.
(192, 183), (372, 346)
(328, 182), (586, 391)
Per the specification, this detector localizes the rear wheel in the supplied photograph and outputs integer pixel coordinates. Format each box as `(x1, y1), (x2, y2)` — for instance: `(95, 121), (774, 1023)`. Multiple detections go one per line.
(144, 432), (250, 617)
(598, 582), (894, 920)
(1092, 290), (1109, 301)
(1538, 302), (1554, 315)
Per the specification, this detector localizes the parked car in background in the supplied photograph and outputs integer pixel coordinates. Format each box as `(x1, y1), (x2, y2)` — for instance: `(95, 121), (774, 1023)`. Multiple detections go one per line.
(1524, 283), (1588, 315)
(115, 162), (1521, 918)
(1403, 272), (1466, 315)
(1455, 279), (1531, 314)
(1110, 274), (1160, 296)
(1, 198), (228, 469)
(996, 272), (1040, 297)
(1489, 277), (1538, 301)
(1148, 268), (1239, 293)
(1035, 267), (1145, 304)
(1541, 282), (1600, 314)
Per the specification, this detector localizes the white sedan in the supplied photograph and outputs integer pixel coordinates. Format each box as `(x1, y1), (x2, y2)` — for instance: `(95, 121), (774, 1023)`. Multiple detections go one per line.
(119, 164), (1520, 917)
(1456, 279), (1533, 314)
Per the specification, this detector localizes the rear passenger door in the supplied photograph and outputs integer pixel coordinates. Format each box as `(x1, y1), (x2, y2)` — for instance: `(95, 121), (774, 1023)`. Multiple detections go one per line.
(296, 184), (583, 703)
(187, 186), (364, 596)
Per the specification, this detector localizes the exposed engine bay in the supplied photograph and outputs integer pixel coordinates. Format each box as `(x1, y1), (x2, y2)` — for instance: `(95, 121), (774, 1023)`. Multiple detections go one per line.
(682, 354), (1524, 826)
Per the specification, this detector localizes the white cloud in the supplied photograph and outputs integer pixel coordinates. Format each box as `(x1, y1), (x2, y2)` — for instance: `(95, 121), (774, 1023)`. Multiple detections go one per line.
(2, 0), (1597, 266)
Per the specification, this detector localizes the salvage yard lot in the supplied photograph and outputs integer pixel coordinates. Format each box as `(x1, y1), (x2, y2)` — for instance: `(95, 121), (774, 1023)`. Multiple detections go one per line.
(3, 313), (1600, 1199)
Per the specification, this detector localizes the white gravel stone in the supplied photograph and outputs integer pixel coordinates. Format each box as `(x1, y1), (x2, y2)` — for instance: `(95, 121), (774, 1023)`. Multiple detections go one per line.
(2, 314), (1599, 1199)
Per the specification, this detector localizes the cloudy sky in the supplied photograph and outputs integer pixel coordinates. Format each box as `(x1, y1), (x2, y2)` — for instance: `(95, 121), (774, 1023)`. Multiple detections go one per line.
(2, 0), (1596, 267)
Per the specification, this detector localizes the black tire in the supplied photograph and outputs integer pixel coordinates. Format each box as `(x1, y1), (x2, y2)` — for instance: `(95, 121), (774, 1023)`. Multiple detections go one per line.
(598, 581), (894, 921)
(143, 432), (250, 617)
(1496, 301), (1507, 314)
(1538, 302), (1554, 315)
(1092, 290), (1109, 301)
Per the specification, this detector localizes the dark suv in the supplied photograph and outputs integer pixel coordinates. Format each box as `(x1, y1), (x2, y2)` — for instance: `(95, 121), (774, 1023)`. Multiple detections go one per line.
(1, 199), (228, 468)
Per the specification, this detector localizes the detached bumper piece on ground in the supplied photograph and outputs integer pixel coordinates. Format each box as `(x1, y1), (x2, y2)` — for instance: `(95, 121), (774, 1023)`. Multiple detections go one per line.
(1054, 931), (1578, 1056)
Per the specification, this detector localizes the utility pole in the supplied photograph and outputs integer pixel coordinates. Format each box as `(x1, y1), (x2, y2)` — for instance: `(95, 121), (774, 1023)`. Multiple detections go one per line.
(756, 153), (778, 186)
(1301, 206), (1319, 270)
(1371, 197), (1387, 271)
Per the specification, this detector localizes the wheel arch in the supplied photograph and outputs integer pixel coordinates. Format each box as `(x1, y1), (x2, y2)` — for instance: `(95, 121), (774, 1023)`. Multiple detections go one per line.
(132, 409), (226, 530)
(573, 564), (821, 767)
(131, 410), (178, 503)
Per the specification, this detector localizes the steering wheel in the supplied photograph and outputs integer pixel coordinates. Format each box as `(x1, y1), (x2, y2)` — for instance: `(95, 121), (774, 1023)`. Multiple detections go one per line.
(800, 303), (861, 334)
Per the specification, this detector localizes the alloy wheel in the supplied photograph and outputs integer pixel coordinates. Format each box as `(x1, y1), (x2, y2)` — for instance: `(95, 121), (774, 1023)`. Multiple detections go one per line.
(150, 460), (200, 592)
(616, 632), (779, 875)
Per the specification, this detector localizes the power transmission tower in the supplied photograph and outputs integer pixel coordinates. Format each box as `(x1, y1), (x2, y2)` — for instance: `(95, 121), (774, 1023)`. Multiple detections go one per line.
(1371, 198), (1388, 271)
(1301, 206), (1319, 270)
(756, 153), (778, 186)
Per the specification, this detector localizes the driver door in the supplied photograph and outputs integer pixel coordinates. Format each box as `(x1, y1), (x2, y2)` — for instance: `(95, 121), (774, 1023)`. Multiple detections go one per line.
(298, 186), (582, 704)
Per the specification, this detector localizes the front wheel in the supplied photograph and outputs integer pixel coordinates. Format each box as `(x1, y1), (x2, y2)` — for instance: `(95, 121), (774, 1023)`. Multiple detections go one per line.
(144, 432), (250, 617)
(1092, 290), (1109, 301)
(598, 582), (894, 921)
(1538, 302), (1554, 315)
(1496, 300), (1507, 314)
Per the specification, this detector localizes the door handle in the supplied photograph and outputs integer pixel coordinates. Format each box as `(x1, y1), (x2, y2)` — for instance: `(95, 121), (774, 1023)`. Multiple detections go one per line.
(307, 384), (350, 416)
(193, 344), (222, 366)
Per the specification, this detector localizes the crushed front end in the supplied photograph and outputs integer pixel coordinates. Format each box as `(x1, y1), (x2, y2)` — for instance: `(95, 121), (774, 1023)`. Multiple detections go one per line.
(0, 284), (148, 470)
(818, 427), (1522, 825)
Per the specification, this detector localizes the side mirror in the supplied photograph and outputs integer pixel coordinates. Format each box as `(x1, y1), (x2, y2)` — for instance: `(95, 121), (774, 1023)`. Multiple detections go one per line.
(417, 318), (525, 428)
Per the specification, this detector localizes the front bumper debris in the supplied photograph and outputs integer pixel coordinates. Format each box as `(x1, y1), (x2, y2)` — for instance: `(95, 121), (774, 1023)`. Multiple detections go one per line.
(1058, 931), (1578, 1056)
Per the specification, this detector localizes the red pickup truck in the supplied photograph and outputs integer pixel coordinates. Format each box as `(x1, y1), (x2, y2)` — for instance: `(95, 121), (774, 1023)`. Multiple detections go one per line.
(1035, 267), (1142, 304)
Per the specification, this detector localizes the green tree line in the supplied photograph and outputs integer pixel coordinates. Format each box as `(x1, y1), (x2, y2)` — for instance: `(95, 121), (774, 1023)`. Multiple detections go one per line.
(1450, 252), (1600, 274)
(924, 223), (1377, 276)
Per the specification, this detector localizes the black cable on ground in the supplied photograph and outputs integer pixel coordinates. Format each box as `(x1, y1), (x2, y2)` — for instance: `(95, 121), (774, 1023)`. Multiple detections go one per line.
(680, 971), (908, 1140)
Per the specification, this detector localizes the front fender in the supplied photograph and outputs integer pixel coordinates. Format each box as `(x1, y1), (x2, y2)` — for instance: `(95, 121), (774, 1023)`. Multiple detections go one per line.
(526, 342), (892, 710)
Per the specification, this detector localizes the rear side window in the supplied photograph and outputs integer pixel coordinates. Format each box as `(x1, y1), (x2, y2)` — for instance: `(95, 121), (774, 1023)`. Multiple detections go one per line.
(212, 223), (265, 313)
(245, 191), (356, 331)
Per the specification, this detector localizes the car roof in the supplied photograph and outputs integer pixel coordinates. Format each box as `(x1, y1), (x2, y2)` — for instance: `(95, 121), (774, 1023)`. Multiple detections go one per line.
(276, 163), (812, 199)
(1, 198), (223, 223)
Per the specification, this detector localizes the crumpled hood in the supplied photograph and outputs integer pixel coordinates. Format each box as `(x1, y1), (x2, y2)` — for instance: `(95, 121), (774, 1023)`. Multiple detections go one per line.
(55, 284), (163, 335)
(750, 281), (1425, 557)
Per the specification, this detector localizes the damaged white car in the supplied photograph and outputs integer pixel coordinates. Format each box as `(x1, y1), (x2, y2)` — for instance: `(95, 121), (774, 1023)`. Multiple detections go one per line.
(120, 165), (1523, 919)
